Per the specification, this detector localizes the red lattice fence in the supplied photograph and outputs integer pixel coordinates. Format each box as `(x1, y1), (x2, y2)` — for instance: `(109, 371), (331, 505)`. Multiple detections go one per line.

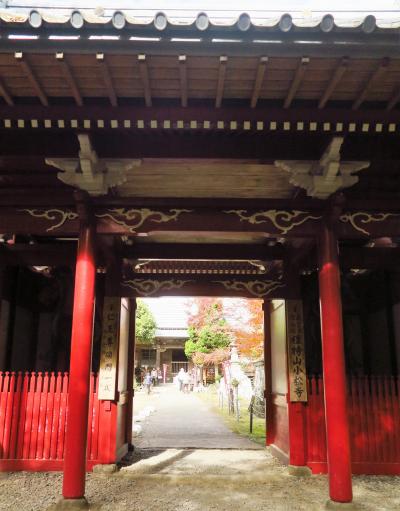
(0, 371), (105, 471)
(305, 376), (400, 474)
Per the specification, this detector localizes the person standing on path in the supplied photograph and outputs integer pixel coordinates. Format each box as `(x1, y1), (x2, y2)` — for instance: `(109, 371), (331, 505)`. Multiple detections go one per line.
(182, 370), (190, 393)
(151, 367), (158, 386)
(144, 371), (152, 394)
(177, 367), (185, 391)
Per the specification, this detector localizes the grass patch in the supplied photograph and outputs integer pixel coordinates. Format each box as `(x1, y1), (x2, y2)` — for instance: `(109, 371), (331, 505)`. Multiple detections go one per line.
(198, 388), (266, 445)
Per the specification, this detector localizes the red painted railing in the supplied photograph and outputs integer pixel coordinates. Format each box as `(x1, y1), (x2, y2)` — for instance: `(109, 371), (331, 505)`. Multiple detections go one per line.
(305, 376), (400, 474)
(0, 371), (103, 471)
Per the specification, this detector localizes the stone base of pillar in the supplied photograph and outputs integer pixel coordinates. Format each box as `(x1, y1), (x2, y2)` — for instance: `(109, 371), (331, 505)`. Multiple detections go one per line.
(325, 500), (359, 510)
(93, 463), (118, 474)
(53, 498), (89, 510)
(287, 465), (312, 477)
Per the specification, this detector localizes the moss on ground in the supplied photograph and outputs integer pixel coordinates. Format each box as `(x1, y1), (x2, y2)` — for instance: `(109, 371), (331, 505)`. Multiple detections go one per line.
(198, 387), (266, 445)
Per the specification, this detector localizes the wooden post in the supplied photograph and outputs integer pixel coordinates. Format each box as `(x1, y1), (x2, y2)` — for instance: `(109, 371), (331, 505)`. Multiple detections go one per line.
(62, 222), (96, 502)
(262, 300), (273, 445)
(125, 298), (137, 448)
(318, 223), (352, 503)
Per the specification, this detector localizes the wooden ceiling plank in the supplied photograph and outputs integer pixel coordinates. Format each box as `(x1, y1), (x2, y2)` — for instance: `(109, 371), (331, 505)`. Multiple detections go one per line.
(284, 57), (309, 109)
(96, 53), (118, 107)
(56, 53), (83, 107)
(0, 77), (14, 106)
(318, 57), (349, 109)
(179, 55), (188, 108)
(352, 58), (390, 110)
(14, 52), (48, 106)
(138, 54), (152, 107)
(386, 87), (400, 111)
(250, 56), (268, 108)
(215, 56), (228, 109)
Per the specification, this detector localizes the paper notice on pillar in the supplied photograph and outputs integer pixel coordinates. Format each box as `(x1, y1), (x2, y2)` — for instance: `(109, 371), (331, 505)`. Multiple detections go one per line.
(98, 297), (121, 401)
(286, 300), (308, 402)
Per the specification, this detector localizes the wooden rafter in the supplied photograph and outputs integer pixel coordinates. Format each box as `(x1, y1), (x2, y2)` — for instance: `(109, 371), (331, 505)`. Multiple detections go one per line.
(15, 52), (48, 106)
(215, 56), (227, 109)
(386, 87), (400, 111)
(96, 53), (117, 107)
(250, 56), (268, 108)
(56, 53), (83, 107)
(318, 57), (349, 109)
(352, 58), (390, 110)
(178, 55), (188, 107)
(0, 77), (13, 106)
(138, 54), (152, 107)
(284, 57), (309, 109)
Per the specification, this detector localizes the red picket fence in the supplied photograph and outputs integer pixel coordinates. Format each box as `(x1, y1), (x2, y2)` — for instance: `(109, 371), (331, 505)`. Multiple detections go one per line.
(305, 376), (400, 474)
(0, 371), (104, 471)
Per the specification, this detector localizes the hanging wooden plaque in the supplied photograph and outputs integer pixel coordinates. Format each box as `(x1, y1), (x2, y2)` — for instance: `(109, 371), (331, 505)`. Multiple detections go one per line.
(98, 297), (120, 400)
(286, 300), (308, 402)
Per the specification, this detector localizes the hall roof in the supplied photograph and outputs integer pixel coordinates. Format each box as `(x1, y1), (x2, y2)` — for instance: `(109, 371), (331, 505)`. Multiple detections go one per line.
(2, 1), (400, 30)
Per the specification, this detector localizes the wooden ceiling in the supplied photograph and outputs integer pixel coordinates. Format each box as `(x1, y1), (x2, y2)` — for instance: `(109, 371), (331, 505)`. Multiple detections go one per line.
(0, 53), (399, 110)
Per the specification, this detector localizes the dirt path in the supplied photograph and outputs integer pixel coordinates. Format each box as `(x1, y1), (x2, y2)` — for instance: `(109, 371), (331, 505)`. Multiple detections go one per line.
(133, 384), (261, 449)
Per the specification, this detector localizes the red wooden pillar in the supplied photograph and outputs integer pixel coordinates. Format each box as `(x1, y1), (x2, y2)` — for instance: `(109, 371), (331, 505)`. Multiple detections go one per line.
(62, 223), (96, 501)
(318, 223), (352, 503)
(263, 300), (273, 446)
(125, 298), (137, 448)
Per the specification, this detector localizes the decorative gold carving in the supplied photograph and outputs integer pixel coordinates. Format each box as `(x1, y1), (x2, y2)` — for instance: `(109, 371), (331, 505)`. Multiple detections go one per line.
(213, 279), (285, 298)
(96, 208), (192, 232)
(122, 279), (193, 296)
(21, 209), (78, 232)
(340, 212), (399, 236)
(286, 300), (307, 402)
(98, 297), (120, 401)
(224, 210), (321, 235)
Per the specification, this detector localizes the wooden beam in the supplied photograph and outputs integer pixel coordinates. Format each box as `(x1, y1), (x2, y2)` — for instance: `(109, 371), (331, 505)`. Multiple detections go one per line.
(352, 58), (390, 110)
(123, 243), (284, 261)
(250, 56), (268, 108)
(56, 52), (83, 107)
(179, 55), (188, 108)
(284, 57), (309, 109)
(0, 77), (14, 106)
(386, 87), (400, 111)
(138, 54), (152, 107)
(318, 57), (348, 109)
(215, 56), (227, 108)
(96, 53), (117, 107)
(15, 52), (48, 106)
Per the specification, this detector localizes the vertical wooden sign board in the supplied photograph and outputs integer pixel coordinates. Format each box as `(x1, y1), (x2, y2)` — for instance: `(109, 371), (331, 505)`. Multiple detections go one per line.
(286, 300), (308, 402)
(98, 297), (121, 401)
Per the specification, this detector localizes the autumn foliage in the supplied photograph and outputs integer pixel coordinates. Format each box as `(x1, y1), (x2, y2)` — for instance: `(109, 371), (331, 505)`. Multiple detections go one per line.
(185, 298), (264, 362)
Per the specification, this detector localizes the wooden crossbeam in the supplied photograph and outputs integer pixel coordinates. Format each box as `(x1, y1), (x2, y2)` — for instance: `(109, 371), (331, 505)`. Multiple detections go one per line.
(250, 56), (268, 108)
(352, 58), (390, 110)
(123, 243), (284, 261)
(96, 53), (117, 107)
(0, 77), (13, 106)
(318, 57), (349, 109)
(284, 57), (309, 109)
(138, 54), (152, 107)
(215, 56), (227, 108)
(56, 53), (83, 107)
(179, 55), (188, 108)
(386, 87), (400, 111)
(15, 52), (48, 106)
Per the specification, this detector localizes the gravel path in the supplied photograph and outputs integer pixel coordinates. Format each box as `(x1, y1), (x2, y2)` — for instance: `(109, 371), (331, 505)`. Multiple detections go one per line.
(1, 449), (399, 511)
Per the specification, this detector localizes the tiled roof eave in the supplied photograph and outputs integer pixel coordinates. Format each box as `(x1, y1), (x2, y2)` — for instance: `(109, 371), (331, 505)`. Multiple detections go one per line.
(1, 7), (400, 31)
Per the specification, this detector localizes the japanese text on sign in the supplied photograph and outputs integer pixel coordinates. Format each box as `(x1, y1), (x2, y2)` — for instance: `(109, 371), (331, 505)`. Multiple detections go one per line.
(286, 300), (307, 402)
(98, 297), (120, 400)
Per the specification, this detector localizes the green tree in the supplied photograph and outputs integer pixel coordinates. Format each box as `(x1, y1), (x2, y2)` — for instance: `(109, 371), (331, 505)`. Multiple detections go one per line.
(135, 300), (156, 344)
(184, 302), (231, 359)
